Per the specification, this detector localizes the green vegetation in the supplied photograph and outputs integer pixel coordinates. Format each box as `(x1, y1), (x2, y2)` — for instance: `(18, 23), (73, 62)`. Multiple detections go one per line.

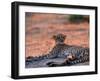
(68, 15), (89, 23)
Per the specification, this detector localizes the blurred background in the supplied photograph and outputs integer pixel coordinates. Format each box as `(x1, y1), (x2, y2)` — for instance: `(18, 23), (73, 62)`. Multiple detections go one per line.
(25, 12), (89, 57)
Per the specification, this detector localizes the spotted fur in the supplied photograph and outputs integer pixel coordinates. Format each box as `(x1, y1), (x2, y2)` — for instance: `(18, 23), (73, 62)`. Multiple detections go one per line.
(46, 33), (89, 66)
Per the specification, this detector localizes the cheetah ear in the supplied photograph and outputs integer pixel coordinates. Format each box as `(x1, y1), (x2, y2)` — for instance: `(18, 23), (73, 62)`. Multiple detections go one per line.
(52, 35), (56, 39)
(63, 34), (66, 39)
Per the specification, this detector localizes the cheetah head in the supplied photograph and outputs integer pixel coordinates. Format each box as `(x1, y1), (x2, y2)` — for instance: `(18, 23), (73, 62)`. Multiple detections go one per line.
(52, 33), (66, 44)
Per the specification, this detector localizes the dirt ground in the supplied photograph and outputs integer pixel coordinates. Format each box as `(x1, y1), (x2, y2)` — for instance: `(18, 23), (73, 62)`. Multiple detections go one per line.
(25, 13), (89, 57)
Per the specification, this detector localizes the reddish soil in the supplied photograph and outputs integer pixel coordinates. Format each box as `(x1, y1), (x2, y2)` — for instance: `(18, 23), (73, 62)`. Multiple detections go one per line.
(25, 13), (89, 57)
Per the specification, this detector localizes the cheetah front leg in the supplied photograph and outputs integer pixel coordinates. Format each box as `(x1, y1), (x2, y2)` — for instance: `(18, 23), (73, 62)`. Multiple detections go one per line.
(46, 54), (76, 67)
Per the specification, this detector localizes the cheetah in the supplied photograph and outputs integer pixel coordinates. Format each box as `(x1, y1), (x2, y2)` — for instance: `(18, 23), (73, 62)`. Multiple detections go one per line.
(46, 33), (89, 67)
